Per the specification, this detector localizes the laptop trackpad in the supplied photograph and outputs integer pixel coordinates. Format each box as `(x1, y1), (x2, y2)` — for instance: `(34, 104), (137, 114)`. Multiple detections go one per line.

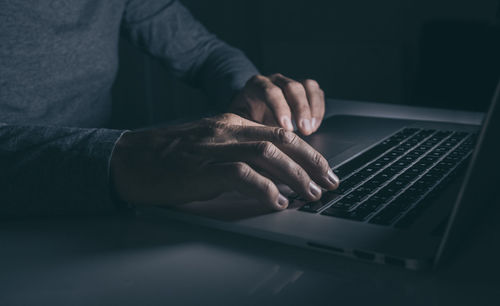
(305, 132), (356, 161)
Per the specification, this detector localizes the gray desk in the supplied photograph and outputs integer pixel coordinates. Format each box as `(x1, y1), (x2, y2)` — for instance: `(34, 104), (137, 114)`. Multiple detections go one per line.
(1, 100), (499, 306)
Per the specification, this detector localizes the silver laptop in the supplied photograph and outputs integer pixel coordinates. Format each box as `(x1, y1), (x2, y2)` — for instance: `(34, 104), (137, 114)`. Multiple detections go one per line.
(138, 79), (500, 270)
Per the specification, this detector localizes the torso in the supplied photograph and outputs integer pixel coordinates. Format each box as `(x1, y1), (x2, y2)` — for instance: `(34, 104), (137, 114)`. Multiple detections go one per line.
(0, 0), (125, 127)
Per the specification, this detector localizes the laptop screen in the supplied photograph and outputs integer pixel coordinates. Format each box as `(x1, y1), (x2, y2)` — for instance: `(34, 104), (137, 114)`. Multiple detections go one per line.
(435, 78), (500, 265)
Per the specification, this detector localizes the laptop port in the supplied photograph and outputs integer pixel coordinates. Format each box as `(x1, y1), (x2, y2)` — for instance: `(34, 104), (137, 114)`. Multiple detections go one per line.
(307, 242), (344, 253)
(385, 256), (406, 267)
(353, 250), (375, 261)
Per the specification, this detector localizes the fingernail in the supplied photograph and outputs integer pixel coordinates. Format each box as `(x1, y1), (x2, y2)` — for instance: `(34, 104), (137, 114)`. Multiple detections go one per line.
(277, 194), (289, 208)
(311, 118), (318, 130)
(309, 181), (322, 198)
(327, 170), (339, 187)
(300, 119), (312, 133)
(281, 116), (294, 131)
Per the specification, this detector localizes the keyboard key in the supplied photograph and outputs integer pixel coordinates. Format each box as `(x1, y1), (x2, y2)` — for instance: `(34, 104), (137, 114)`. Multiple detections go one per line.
(412, 180), (433, 192)
(362, 178), (383, 191)
(345, 206), (373, 221)
(395, 159), (472, 227)
(335, 173), (366, 194)
(408, 150), (425, 158)
(381, 167), (400, 177)
(388, 179), (409, 190)
(394, 146), (409, 153)
(369, 193), (392, 205)
(328, 200), (357, 211)
(321, 203), (354, 217)
(299, 192), (341, 212)
(378, 184), (401, 198)
(357, 167), (377, 178)
(398, 172), (418, 182)
(298, 201), (324, 213)
(361, 197), (385, 210)
(386, 197), (413, 211)
(340, 192), (365, 205)
(322, 201), (374, 220)
(395, 189), (421, 204)
(348, 189), (371, 202)
(406, 165), (425, 176)
(301, 128), (475, 229)
(415, 145), (431, 153)
(354, 184), (376, 193)
(334, 137), (404, 179)
(387, 151), (403, 158)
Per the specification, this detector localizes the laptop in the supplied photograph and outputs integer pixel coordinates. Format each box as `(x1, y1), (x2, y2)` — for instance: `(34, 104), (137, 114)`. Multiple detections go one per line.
(137, 81), (500, 271)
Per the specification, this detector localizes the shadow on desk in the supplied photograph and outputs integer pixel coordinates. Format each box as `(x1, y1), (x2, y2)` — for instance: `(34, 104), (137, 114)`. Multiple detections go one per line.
(1, 198), (499, 305)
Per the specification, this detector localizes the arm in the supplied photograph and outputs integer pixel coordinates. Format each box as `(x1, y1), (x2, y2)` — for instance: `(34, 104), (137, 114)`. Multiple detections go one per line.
(120, 0), (326, 135)
(121, 0), (259, 109)
(0, 124), (125, 217)
(110, 113), (339, 210)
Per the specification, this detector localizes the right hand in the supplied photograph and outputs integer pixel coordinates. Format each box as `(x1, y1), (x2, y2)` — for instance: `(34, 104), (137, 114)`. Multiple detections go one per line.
(110, 113), (339, 211)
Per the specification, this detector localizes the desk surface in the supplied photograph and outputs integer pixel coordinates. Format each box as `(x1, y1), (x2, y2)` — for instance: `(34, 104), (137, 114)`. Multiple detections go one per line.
(1, 100), (498, 306)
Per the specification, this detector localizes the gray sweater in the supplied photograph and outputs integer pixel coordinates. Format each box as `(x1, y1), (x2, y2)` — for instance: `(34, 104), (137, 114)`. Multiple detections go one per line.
(0, 0), (258, 216)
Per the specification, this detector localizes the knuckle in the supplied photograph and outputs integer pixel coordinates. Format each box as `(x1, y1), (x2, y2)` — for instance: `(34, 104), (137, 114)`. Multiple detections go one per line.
(198, 119), (223, 138)
(249, 74), (263, 84)
(284, 81), (304, 95)
(288, 164), (310, 190)
(263, 180), (278, 199)
(213, 126), (226, 138)
(211, 121), (229, 135)
(312, 152), (329, 169)
(289, 163), (306, 180)
(303, 79), (320, 90)
(274, 128), (297, 145)
(220, 112), (242, 123)
(264, 86), (283, 100)
(256, 141), (277, 159)
(232, 162), (251, 180)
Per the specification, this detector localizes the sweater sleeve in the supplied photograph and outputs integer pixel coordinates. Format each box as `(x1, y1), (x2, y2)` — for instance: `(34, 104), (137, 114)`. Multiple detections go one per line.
(0, 123), (126, 217)
(121, 0), (260, 109)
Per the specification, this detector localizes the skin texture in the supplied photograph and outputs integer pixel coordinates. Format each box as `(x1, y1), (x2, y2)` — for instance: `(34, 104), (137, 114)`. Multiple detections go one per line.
(230, 73), (326, 136)
(111, 113), (339, 211)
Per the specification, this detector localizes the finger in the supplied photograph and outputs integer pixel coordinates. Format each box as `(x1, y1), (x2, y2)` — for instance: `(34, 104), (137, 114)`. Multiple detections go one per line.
(261, 109), (280, 127)
(246, 75), (294, 131)
(205, 141), (323, 201)
(211, 113), (264, 127)
(212, 162), (288, 210)
(230, 126), (339, 190)
(270, 73), (313, 135)
(301, 79), (325, 132)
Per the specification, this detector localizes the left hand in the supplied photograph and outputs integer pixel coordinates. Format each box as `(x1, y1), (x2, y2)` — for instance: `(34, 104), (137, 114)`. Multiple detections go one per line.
(229, 73), (325, 136)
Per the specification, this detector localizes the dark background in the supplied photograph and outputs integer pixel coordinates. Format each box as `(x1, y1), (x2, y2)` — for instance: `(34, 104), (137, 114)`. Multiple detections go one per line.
(111, 0), (500, 129)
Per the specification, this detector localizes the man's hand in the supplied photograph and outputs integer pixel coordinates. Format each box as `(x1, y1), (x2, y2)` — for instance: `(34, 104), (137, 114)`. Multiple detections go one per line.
(110, 113), (338, 211)
(229, 73), (325, 136)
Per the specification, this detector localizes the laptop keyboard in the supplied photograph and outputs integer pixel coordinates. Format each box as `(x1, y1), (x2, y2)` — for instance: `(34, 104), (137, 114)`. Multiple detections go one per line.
(297, 128), (476, 228)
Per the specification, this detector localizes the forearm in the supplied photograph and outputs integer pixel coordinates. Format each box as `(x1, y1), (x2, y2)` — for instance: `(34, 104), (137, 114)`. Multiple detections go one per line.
(195, 41), (259, 110)
(0, 124), (125, 217)
(122, 0), (259, 109)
